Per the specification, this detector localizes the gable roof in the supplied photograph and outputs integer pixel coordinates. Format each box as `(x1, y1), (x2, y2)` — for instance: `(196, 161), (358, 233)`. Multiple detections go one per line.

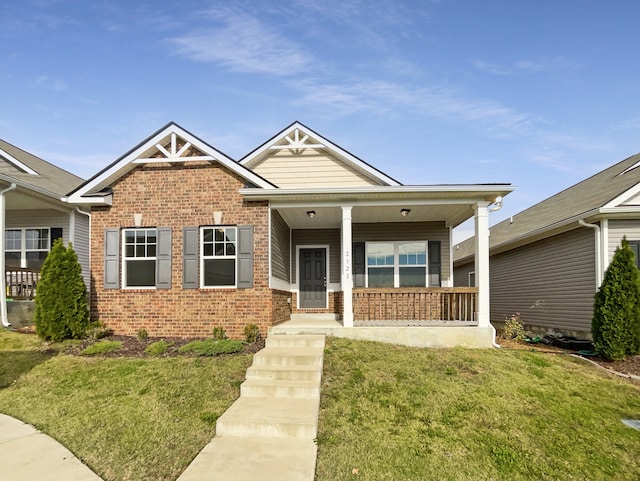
(67, 122), (275, 204)
(239, 121), (402, 187)
(454, 152), (640, 262)
(0, 138), (84, 197)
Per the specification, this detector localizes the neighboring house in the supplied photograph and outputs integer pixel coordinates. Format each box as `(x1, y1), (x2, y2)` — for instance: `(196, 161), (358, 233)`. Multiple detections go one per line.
(68, 121), (512, 344)
(453, 153), (640, 339)
(0, 139), (88, 327)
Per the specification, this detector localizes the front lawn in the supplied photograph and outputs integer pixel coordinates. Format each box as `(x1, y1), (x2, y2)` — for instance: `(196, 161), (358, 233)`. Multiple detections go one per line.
(315, 337), (640, 481)
(2, 330), (640, 481)
(0, 329), (252, 481)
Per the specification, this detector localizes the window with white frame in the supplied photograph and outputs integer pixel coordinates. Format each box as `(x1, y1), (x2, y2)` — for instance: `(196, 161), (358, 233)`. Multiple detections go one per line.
(366, 241), (428, 288)
(5, 228), (50, 269)
(123, 228), (157, 288)
(201, 226), (236, 287)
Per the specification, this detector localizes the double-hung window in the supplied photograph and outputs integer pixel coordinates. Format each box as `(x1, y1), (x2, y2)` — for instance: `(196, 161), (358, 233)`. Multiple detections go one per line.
(367, 241), (429, 288)
(5, 228), (50, 269)
(123, 228), (157, 288)
(201, 226), (236, 287)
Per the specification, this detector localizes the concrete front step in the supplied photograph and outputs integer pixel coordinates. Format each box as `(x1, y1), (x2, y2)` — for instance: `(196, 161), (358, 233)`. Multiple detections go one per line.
(252, 347), (324, 367)
(216, 397), (319, 439)
(266, 334), (326, 348)
(241, 378), (320, 399)
(176, 436), (317, 481)
(246, 364), (322, 382)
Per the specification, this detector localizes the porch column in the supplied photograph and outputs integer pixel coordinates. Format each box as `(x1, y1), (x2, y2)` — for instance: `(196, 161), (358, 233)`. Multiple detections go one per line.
(341, 205), (354, 327)
(0, 183), (16, 327)
(474, 202), (490, 328)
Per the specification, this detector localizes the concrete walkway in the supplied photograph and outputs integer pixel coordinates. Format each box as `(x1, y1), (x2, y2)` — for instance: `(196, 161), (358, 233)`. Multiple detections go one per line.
(0, 333), (325, 481)
(0, 414), (103, 481)
(177, 334), (325, 481)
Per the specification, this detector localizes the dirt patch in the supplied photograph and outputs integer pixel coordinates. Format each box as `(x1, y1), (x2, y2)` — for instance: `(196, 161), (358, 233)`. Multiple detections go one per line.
(499, 338), (640, 378)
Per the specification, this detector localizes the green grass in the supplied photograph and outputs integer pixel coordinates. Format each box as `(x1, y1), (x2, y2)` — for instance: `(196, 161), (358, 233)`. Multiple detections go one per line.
(178, 338), (245, 356)
(0, 329), (252, 481)
(2, 329), (640, 481)
(80, 340), (123, 355)
(144, 339), (174, 356)
(315, 338), (640, 481)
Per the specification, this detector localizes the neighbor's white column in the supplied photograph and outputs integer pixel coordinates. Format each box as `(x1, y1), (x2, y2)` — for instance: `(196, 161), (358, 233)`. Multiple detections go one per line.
(0, 183), (16, 328)
(474, 202), (490, 328)
(341, 205), (354, 327)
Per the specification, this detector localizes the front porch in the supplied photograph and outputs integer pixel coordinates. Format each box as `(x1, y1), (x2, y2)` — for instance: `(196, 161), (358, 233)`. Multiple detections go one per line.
(269, 314), (495, 348)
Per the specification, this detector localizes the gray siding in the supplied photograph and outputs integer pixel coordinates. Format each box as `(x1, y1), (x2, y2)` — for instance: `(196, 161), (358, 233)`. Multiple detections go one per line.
(353, 222), (451, 283)
(271, 210), (291, 282)
(453, 261), (474, 287)
(490, 228), (596, 335)
(72, 211), (91, 288)
(607, 219), (640, 264)
(292, 229), (341, 284)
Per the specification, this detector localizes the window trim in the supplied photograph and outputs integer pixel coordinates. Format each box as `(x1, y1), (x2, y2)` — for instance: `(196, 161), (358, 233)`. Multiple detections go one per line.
(122, 227), (158, 289)
(5, 227), (50, 269)
(629, 240), (640, 269)
(365, 241), (430, 288)
(200, 225), (238, 289)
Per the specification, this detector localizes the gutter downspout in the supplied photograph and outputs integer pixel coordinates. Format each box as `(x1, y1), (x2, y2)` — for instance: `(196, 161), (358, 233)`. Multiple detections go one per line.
(488, 196), (503, 348)
(579, 219), (603, 288)
(1, 183), (17, 328)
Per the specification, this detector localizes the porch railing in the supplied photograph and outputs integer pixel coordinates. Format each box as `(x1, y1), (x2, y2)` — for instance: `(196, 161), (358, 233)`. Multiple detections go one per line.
(353, 287), (478, 324)
(6, 268), (40, 300)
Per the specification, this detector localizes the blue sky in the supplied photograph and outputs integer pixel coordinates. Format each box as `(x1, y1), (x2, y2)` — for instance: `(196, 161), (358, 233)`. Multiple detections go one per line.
(2, 0), (640, 242)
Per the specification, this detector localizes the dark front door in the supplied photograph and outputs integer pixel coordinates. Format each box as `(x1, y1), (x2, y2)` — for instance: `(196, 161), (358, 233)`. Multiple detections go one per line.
(299, 248), (327, 308)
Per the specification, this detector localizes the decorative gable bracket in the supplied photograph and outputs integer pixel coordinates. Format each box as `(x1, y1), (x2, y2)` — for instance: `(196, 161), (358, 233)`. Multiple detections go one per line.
(133, 132), (216, 164)
(269, 128), (325, 154)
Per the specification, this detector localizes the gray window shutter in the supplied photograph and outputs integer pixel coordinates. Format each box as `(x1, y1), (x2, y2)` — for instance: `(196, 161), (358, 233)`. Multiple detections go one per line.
(237, 225), (254, 289)
(156, 227), (172, 289)
(352, 242), (365, 287)
(50, 228), (63, 245)
(183, 227), (199, 289)
(428, 241), (441, 287)
(104, 228), (120, 289)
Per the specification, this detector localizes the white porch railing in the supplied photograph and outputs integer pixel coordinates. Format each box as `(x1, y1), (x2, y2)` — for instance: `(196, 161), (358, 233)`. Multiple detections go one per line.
(6, 268), (40, 300)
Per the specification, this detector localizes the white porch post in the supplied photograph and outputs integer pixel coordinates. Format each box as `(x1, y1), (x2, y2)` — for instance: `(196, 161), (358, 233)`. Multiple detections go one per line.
(1, 183), (16, 327)
(474, 202), (490, 327)
(341, 205), (354, 327)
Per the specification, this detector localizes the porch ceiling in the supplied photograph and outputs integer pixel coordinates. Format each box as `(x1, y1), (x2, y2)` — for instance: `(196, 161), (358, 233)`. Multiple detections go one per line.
(276, 203), (475, 228)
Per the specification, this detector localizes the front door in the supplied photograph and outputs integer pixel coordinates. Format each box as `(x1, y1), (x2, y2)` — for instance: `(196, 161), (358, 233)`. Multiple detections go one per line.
(299, 248), (327, 308)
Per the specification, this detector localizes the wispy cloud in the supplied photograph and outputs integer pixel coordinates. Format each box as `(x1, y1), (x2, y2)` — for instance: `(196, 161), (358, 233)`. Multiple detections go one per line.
(472, 60), (512, 76)
(472, 57), (577, 75)
(32, 75), (67, 92)
(169, 9), (310, 76)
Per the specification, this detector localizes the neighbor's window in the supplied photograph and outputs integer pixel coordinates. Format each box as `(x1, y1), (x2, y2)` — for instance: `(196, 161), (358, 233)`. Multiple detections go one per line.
(629, 240), (640, 270)
(5, 228), (50, 269)
(123, 228), (157, 287)
(367, 241), (428, 288)
(201, 226), (236, 287)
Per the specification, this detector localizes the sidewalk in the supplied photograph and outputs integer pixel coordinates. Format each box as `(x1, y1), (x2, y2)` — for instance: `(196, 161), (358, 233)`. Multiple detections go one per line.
(0, 414), (103, 481)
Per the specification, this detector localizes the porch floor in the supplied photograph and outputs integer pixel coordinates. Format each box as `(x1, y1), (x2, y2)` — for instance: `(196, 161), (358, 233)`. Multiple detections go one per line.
(270, 317), (495, 348)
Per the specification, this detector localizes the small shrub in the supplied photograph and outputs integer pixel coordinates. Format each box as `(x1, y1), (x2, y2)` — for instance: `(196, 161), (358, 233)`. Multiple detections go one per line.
(178, 339), (244, 356)
(85, 322), (112, 341)
(501, 312), (526, 341)
(137, 329), (149, 341)
(144, 340), (173, 356)
(244, 324), (260, 344)
(81, 340), (122, 356)
(212, 326), (227, 340)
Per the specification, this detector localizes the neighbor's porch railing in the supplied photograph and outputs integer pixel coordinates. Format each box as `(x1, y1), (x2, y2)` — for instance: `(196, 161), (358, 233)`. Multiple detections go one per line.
(6, 268), (40, 300)
(353, 287), (478, 324)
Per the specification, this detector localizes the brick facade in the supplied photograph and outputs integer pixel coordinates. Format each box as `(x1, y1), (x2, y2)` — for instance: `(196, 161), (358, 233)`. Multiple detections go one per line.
(290, 291), (342, 318)
(90, 162), (274, 339)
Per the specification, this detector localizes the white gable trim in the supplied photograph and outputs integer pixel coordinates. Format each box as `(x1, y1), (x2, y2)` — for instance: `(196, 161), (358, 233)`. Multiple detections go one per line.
(240, 122), (401, 186)
(602, 180), (640, 209)
(0, 148), (39, 176)
(68, 123), (274, 205)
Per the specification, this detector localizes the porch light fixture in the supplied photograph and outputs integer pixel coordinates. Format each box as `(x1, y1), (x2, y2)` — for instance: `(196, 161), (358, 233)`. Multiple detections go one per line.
(306, 210), (316, 218)
(400, 208), (410, 217)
